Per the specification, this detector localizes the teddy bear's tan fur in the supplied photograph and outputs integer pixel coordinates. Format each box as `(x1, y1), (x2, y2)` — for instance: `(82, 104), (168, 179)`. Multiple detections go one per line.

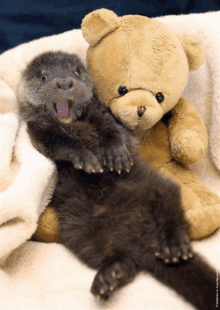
(34, 9), (220, 241)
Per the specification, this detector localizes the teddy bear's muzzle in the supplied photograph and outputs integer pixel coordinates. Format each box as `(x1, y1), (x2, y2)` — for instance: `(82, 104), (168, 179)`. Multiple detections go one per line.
(110, 89), (164, 130)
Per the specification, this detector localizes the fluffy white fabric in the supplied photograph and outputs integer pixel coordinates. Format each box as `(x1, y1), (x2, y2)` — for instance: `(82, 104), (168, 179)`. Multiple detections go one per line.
(0, 11), (219, 310)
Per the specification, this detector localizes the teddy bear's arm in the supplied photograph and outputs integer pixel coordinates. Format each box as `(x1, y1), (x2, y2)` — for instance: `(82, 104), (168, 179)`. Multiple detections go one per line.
(168, 98), (208, 165)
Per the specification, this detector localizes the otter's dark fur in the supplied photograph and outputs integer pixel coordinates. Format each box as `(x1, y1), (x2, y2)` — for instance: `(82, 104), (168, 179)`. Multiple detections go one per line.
(18, 51), (219, 310)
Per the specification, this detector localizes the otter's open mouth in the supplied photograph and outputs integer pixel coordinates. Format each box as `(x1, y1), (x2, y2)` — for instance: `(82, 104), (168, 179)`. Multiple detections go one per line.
(52, 99), (74, 124)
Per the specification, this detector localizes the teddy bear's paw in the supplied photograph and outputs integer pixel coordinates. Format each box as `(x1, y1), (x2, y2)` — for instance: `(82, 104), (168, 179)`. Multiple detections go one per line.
(101, 146), (133, 174)
(171, 130), (206, 165)
(91, 260), (134, 301)
(71, 149), (103, 174)
(155, 233), (193, 265)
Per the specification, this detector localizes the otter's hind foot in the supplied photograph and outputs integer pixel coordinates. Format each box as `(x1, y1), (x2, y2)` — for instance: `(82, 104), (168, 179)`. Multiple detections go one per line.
(91, 258), (136, 300)
(155, 233), (193, 265)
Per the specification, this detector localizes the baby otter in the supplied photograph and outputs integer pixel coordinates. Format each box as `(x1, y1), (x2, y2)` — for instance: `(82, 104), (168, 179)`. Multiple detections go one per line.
(18, 51), (218, 310)
(17, 51), (133, 174)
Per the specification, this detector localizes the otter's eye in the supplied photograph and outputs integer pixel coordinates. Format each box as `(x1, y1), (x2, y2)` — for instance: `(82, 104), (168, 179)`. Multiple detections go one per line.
(42, 76), (47, 81)
(155, 92), (164, 103)
(73, 71), (79, 78)
(118, 86), (128, 96)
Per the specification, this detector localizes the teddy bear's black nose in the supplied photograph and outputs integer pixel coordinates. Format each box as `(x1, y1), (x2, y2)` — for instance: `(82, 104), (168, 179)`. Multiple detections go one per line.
(137, 106), (146, 117)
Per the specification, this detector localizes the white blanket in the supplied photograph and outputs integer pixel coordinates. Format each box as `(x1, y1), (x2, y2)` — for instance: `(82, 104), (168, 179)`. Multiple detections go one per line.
(0, 11), (219, 310)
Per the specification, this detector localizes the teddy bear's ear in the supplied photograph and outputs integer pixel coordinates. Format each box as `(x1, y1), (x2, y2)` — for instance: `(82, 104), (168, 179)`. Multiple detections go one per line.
(179, 34), (206, 72)
(81, 8), (120, 46)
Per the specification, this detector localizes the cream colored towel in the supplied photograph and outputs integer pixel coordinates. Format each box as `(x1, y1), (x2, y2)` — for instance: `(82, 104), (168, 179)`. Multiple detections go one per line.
(0, 117), (55, 264)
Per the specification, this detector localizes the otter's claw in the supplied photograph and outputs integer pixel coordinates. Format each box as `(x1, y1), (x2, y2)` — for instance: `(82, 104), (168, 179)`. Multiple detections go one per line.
(101, 146), (132, 174)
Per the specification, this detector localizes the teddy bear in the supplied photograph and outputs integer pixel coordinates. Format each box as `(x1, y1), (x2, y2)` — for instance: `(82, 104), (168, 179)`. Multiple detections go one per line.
(33, 8), (220, 242)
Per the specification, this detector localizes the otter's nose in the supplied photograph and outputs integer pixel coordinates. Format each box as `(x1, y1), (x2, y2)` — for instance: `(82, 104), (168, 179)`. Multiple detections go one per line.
(137, 106), (146, 117)
(56, 78), (74, 91)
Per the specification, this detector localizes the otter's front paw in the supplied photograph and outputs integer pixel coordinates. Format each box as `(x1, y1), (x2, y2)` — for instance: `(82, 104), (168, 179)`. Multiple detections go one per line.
(71, 149), (103, 174)
(155, 233), (193, 265)
(101, 145), (133, 174)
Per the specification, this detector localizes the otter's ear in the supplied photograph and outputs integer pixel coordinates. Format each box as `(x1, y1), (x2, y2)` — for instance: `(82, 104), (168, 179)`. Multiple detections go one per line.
(180, 34), (206, 72)
(81, 8), (120, 47)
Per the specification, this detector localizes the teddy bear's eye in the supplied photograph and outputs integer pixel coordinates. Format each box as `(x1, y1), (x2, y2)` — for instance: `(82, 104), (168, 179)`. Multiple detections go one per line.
(118, 86), (128, 96)
(156, 92), (164, 103)
(42, 76), (47, 81)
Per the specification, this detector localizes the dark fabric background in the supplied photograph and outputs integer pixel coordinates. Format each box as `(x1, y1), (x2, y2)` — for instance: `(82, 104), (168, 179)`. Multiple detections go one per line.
(0, 0), (219, 55)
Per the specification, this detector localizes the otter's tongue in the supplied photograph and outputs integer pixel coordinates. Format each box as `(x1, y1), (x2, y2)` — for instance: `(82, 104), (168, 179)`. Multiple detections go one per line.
(55, 99), (73, 124)
(57, 100), (69, 117)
